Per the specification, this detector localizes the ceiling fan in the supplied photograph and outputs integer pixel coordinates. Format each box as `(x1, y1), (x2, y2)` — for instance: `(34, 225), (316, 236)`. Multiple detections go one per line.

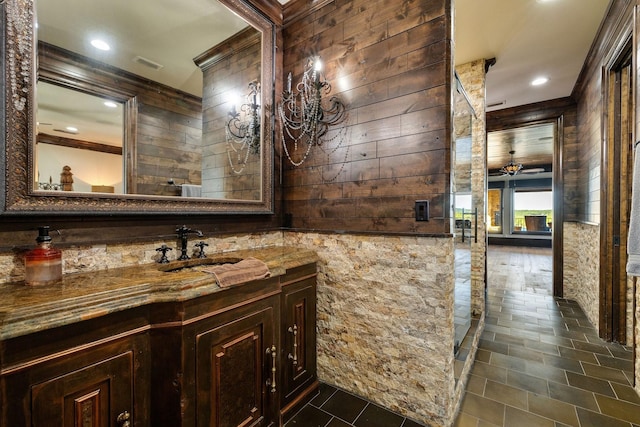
(489, 150), (547, 176)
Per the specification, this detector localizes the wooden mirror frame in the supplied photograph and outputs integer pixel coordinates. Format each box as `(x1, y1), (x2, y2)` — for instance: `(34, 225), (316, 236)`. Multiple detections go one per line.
(1, 0), (275, 215)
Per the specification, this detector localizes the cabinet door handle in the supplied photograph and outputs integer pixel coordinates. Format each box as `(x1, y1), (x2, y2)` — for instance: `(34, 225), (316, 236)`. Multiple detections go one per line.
(266, 345), (277, 393)
(288, 324), (298, 366)
(117, 411), (131, 427)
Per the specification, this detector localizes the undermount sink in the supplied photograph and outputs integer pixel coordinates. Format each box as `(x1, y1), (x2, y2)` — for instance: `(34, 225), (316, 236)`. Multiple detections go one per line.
(158, 256), (243, 273)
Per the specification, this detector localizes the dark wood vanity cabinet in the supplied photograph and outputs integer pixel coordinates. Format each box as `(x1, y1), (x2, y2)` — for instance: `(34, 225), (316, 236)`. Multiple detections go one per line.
(30, 347), (136, 427)
(0, 258), (318, 427)
(195, 295), (280, 427)
(280, 264), (318, 421)
(0, 315), (150, 427)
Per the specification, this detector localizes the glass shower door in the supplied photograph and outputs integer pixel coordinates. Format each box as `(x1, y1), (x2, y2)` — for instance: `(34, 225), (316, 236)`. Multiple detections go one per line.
(453, 74), (474, 354)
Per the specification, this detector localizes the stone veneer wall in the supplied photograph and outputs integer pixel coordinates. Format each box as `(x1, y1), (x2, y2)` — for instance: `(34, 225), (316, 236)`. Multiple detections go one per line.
(0, 231), (284, 285)
(284, 231), (456, 427)
(563, 222), (600, 329)
(1, 229), (459, 426)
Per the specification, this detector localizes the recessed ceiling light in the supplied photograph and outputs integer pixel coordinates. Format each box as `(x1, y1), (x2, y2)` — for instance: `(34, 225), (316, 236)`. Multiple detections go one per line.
(104, 101), (118, 108)
(66, 126), (78, 132)
(531, 77), (549, 86)
(91, 39), (110, 51)
(536, 0), (555, 3)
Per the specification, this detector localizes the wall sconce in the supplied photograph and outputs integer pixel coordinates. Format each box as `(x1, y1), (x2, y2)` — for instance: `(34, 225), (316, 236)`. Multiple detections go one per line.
(226, 81), (261, 174)
(279, 56), (347, 167)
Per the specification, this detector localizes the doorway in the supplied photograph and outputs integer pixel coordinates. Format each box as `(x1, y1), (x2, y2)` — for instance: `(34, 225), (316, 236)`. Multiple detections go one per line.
(486, 110), (566, 298)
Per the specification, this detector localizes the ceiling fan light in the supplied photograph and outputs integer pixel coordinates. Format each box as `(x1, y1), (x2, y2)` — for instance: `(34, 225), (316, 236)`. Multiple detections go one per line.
(500, 150), (523, 175)
(500, 161), (523, 175)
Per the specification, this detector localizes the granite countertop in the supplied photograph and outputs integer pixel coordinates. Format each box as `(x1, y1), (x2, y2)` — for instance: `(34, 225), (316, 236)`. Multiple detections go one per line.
(0, 246), (318, 341)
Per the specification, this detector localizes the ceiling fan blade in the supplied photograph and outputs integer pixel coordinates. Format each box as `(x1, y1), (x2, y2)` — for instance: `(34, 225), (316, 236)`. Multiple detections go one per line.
(520, 167), (545, 174)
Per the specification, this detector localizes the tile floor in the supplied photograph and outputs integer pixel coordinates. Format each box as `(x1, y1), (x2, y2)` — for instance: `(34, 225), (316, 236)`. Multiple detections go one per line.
(284, 382), (427, 427)
(287, 246), (639, 427)
(455, 288), (638, 427)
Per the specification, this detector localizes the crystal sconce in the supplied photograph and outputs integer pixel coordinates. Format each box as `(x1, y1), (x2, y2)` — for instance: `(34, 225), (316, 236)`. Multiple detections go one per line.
(226, 81), (261, 174)
(278, 56), (347, 169)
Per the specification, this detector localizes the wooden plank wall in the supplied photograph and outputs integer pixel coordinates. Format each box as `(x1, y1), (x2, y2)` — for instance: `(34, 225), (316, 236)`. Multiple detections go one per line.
(281, 0), (452, 234)
(198, 28), (262, 200)
(570, 0), (634, 225)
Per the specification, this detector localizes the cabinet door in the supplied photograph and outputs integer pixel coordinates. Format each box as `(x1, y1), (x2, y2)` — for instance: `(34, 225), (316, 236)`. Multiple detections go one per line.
(196, 303), (278, 427)
(30, 351), (133, 427)
(281, 277), (317, 407)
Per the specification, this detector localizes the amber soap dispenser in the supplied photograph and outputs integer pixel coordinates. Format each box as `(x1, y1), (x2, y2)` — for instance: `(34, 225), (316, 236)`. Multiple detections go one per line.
(24, 226), (62, 286)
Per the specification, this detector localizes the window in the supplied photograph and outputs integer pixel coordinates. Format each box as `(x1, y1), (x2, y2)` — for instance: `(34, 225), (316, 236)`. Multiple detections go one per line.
(487, 188), (503, 234)
(513, 190), (552, 233)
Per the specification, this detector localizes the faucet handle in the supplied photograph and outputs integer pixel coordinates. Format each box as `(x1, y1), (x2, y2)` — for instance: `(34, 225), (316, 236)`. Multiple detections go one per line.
(156, 244), (173, 264)
(195, 241), (209, 258)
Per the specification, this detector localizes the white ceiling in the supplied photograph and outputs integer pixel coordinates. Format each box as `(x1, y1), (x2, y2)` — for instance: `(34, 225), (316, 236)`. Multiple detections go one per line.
(455, 0), (611, 111)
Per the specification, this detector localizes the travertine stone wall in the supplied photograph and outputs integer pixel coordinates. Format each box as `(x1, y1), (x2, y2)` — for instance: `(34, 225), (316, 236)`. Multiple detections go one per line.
(563, 222), (600, 329)
(0, 231), (284, 284)
(2, 229), (458, 426)
(284, 231), (456, 427)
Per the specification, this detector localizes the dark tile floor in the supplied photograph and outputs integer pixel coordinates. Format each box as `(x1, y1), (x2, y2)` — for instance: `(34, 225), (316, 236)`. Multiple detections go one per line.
(455, 288), (639, 427)
(285, 383), (427, 427)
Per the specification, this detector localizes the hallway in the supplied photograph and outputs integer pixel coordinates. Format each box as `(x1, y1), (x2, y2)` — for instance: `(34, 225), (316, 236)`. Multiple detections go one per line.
(455, 246), (637, 426)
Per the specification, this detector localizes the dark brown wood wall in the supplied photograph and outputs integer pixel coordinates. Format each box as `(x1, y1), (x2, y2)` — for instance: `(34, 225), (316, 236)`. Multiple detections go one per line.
(570, 0), (634, 224)
(280, 0), (453, 234)
(198, 28), (262, 200)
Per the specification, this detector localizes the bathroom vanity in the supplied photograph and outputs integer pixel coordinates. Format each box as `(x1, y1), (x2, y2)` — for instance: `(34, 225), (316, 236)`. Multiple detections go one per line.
(0, 246), (318, 427)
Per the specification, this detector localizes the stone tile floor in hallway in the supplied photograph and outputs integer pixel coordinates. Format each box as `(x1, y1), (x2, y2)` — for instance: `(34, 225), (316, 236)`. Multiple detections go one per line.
(455, 288), (638, 427)
(285, 382), (426, 427)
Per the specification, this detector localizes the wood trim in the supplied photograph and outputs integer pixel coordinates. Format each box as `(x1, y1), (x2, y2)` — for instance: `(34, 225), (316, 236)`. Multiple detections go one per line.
(282, 0), (333, 26)
(37, 133), (123, 156)
(553, 116), (564, 297)
(599, 21), (633, 342)
(246, 0), (283, 25)
(193, 27), (261, 71)
(0, 325), (150, 375)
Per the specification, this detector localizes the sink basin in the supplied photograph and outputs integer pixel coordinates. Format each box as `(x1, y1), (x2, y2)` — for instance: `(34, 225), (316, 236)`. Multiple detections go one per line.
(158, 256), (243, 273)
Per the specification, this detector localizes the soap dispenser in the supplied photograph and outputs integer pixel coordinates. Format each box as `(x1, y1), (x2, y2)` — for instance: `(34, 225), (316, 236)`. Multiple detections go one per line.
(24, 226), (62, 286)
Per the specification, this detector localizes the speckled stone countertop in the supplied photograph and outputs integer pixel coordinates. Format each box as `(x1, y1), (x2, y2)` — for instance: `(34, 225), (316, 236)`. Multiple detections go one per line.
(0, 246), (318, 341)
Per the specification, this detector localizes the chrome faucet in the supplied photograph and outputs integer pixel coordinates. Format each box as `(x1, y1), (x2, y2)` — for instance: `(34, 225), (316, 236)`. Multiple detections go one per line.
(176, 225), (203, 260)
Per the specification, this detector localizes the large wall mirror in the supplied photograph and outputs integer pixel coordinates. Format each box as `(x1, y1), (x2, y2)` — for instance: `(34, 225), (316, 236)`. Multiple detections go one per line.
(2, 0), (274, 214)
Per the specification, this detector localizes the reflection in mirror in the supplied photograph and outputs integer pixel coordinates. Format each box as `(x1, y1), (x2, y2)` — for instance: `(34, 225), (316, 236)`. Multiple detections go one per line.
(35, 0), (264, 201)
(36, 81), (124, 193)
